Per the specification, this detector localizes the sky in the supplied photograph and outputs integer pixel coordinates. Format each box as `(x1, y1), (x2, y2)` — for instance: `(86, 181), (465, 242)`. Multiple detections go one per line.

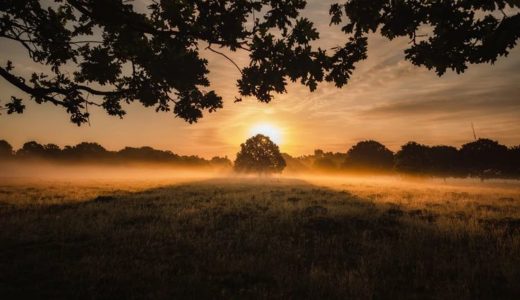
(1, 1), (519, 159)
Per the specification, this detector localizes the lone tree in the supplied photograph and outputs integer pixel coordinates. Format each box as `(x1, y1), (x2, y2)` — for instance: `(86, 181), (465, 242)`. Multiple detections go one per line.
(234, 134), (286, 174)
(1, 1), (518, 124)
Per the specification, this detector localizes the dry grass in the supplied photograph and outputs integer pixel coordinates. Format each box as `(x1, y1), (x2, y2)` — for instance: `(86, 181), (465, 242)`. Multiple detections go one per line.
(0, 175), (519, 299)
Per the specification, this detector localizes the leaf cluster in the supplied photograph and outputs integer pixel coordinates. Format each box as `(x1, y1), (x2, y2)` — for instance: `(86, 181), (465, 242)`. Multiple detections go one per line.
(1, 1), (519, 124)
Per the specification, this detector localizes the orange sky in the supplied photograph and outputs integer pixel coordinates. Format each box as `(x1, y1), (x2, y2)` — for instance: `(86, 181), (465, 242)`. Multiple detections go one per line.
(1, 1), (519, 159)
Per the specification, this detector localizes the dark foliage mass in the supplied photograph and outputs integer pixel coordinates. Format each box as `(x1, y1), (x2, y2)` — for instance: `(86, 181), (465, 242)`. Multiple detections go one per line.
(285, 138), (520, 179)
(1, 1), (518, 124)
(394, 142), (435, 174)
(0, 139), (13, 157)
(331, 0), (520, 75)
(0, 139), (231, 168)
(394, 139), (518, 179)
(392, 138), (520, 178)
(460, 139), (510, 176)
(234, 134), (286, 174)
(344, 140), (394, 171)
(0, 0), (328, 124)
(311, 149), (348, 172)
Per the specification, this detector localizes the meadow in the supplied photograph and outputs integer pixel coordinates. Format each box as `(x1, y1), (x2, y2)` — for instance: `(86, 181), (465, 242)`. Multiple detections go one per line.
(0, 170), (519, 299)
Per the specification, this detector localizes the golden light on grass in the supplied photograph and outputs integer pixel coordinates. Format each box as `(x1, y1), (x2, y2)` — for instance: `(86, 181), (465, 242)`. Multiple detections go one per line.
(248, 123), (283, 145)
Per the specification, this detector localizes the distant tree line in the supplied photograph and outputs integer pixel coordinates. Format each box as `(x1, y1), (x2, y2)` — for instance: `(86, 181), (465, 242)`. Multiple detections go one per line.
(283, 139), (520, 179)
(0, 139), (232, 169)
(1, 138), (519, 179)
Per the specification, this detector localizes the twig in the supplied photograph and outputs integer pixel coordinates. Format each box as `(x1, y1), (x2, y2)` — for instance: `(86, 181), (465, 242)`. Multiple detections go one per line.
(206, 45), (243, 75)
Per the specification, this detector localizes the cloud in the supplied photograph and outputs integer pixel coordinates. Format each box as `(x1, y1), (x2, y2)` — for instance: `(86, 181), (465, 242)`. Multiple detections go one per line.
(361, 91), (520, 119)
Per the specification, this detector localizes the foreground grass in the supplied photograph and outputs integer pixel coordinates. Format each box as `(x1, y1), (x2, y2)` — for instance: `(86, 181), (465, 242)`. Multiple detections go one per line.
(0, 177), (519, 299)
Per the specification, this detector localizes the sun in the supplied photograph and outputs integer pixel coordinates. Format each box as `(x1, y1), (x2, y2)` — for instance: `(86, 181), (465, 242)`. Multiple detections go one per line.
(249, 123), (282, 145)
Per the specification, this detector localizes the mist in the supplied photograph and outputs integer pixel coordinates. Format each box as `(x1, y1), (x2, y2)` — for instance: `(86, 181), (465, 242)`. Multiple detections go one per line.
(2, 160), (518, 195)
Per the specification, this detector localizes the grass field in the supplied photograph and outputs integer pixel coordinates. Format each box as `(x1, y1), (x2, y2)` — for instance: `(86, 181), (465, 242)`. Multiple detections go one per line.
(1, 173), (519, 299)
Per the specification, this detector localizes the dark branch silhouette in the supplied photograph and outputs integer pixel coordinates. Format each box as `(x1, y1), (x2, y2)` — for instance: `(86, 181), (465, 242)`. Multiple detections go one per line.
(2, 1), (518, 124)
(330, 1), (520, 75)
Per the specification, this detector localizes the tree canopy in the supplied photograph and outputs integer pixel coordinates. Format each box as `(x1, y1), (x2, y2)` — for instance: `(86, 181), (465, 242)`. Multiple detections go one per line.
(234, 134), (286, 174)
(344, 140), (394, 171)
(394, 141), (433, 174)
(330, 0), (520, 75)
(1, 0), (519, 124)
(0, 139), (13, 157)
(460, 138), (509, 176)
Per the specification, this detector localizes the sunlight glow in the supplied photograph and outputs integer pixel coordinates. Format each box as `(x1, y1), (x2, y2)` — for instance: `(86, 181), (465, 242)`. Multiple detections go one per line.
(249, 123), (282, 145)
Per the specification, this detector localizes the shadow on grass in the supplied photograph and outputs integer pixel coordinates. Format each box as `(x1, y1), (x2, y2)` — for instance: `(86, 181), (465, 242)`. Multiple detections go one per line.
(0, 178), (519, 299)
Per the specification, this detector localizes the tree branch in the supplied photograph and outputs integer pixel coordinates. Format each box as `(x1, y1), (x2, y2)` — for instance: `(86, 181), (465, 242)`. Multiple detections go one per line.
(0, 66), (115, 107)
(75, 85), (125, 97)
(0, 66), (64, 106)
(206, 45), (244, 75)
(66, 0), (179, 36)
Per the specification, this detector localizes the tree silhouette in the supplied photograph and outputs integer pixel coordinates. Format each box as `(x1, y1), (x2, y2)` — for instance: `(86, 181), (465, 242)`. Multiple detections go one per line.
(63, 142), (109, 160)
(330, 1), (520, 76)
(210, 156), (232, 168)
(510, 145), (520, 176)
(0, 139), (13, 158)
(2, 136), (520, 178)
(460, 138), (509, 177)
(428, 145), (461, 177)
(282, 153), (310, 173)
(118, 146), (179, 162)
(312, 151), (347, 172)
(2, 1), (518, 124)
(0, 0), (329, 124)
(394, 142), (431, 174)
(344, 140), (394, 171)
(314, 157), (339, 171)
(17, 141), (46, 158)
(234, 134), (286, 174)
(0, 138), (226, 167)
(42, 143), (62, 160)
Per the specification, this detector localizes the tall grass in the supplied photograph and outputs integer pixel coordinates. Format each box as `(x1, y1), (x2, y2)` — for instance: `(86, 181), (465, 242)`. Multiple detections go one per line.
(0, 176), (519, 299)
